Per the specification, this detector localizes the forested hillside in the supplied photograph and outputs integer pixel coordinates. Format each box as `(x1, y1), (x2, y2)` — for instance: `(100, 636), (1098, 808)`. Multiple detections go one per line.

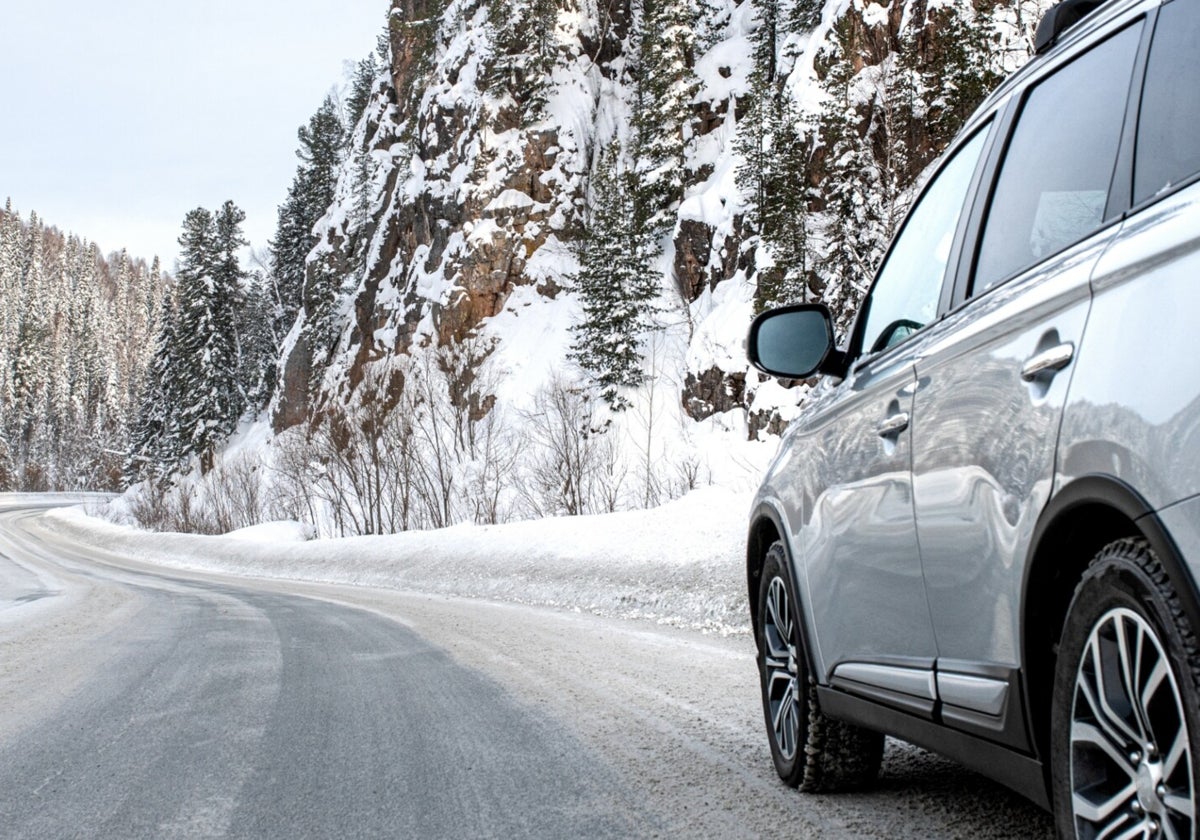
(0, 202), (165, 491)
(118, 0), (1053, 534)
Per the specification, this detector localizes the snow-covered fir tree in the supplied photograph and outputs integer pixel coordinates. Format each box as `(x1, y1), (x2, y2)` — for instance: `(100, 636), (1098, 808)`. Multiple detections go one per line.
(731, 0), (1027, 334)
(487, 0), (558, 114)
(345, 50), (383, 132)
(125, 288), (183, 483)
(269, 95), (346, 346)
(790, 0), (822, 30)
(238, 270), (278, 413)
(736, 0), (815, 312)
(814, 22), (893, 331)
(632, 0), (700, 236)
(571, 143), (659, 410)
(173, 202), (247, 473)
(917, 2), (1006, 154)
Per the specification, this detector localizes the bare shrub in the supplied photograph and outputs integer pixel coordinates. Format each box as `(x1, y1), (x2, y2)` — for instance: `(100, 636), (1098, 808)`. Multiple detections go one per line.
(464, 401), (523, 524)
(590, 432), (628, 513)
(128, 478), (173, 530)
(516, 375), (603, 517)
(326, 363), (420, 536)
(406, 350), (458, 529)
(268, 427), (322, 526)
(128, 479), (220, 534)
(407, 340), (504, 529)
(206, 452), (266, 533)
(670, 453), (707, 497)
(168, 483), (219, 534)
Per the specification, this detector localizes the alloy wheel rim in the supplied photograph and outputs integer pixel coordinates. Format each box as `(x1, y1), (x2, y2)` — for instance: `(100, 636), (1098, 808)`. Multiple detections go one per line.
(763, 575), (801, 762)
(1070, 607), (1196, 839)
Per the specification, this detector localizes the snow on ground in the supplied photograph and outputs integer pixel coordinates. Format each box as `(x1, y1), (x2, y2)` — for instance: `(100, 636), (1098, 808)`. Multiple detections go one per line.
(220, 520), (315, 543)
(45, 485), (754, 636)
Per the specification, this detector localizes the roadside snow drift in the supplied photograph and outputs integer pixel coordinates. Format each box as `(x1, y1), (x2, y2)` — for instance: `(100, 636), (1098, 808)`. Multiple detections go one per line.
(47, 487), (751, 635)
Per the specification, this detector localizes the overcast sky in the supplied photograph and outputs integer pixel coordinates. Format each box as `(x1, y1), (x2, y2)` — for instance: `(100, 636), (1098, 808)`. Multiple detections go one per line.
(0, 1), (387, 270)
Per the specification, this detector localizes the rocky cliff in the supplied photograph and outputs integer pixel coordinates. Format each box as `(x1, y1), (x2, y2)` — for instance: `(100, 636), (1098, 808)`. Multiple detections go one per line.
(272, 0), (1047, 445)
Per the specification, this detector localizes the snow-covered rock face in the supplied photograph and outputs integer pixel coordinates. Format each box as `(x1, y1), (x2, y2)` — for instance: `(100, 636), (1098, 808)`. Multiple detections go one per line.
(276, 0), (600, 430)
(273, 0), (758, 433)
(272, 0), (1049, 451)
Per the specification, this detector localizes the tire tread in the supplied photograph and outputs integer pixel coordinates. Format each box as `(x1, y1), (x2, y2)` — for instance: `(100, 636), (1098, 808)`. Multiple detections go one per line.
(1052, 536), (1200, 837)
(758, 542), (883, 793)
(1081, 537), (1200, 688)
(798, 677), (884, 792)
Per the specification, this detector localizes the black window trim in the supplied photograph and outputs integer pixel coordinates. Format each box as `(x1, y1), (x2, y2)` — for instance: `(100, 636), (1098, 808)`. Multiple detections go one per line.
(947, 95), (1022, 312)
(1126, 1), (1200, 217)
(1107, 6), (1159, 220)
(845, 117), (1000, 374)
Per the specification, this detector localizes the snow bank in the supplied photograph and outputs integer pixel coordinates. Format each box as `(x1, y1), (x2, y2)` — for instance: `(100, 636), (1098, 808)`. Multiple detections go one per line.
(44, 486), (754, 636)
(220, 520), (314, 543)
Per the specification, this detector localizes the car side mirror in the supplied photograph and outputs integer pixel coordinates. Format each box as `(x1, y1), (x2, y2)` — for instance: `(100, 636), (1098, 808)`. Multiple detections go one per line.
(746, 304), (843, 379)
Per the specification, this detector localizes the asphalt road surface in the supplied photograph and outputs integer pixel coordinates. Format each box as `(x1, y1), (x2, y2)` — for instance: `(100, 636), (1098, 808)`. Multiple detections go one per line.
(0, 497), (1055, 838)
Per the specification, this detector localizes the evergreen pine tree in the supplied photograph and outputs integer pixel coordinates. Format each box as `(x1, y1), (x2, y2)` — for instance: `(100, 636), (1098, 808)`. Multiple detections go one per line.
(756, 97), (813, 310)
(486, 0), (557, 115)
(735, 0), (814, 312)
(0, 200), (17, 425)
(809, 3), (994, 333)
(571, 143), (659, 409)
(345, 53), (381, 131)
(13, 213), (50, 470)
(632, 0), (700, 236)
(214, 199), (249, 418)
(173, 203), (246, 473)
(919, 3), (1004, 156)
(126, 287), (182, 483)
(815, 20), (887, 333)
(345, 51), (383, 256)
(751, 0), (780, 84)
(269, 95), (346, 345)
(0, 437), (12, 492)
(237, 270), (277, 413)
(789, 0), (823, 31)
(0, 204), (170, 490)
(302, 256), (345, 367)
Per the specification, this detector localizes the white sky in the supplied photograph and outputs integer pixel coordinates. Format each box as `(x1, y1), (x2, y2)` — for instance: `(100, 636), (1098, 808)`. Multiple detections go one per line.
(0, 1), (388, 271)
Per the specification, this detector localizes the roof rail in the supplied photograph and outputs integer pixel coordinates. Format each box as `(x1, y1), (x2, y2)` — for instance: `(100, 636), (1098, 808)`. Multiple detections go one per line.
(1034, 0), (1106, 54)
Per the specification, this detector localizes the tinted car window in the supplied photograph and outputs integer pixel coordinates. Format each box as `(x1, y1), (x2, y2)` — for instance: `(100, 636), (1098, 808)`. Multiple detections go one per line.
(1135, 1), (1200, 203)
(973, 24), (1141, 293)
(858, 127), (989, 357)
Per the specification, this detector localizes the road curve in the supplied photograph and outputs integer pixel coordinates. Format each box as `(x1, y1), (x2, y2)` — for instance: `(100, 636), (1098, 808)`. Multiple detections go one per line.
(0, 497), (1056, 837)
(0, 499), (645, 839)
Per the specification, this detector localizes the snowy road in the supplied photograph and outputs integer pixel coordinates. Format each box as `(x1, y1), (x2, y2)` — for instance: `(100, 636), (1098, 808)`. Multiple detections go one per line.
(0, 498), (1055, 838)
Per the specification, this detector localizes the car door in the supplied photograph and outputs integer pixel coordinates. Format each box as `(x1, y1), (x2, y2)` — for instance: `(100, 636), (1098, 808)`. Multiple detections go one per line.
(775, 126), (992, 716)
(908, 19), (1146, 745)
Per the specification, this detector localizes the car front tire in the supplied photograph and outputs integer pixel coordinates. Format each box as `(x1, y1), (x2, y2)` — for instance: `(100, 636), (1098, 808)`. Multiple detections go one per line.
(1051, 538), (1199, 838)
(757, 541), (883, 791)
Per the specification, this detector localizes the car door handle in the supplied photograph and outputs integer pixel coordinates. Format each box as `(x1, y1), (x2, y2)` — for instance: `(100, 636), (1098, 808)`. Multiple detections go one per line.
(877, 412), (910, 438)
(1021, 342), (1074, 381)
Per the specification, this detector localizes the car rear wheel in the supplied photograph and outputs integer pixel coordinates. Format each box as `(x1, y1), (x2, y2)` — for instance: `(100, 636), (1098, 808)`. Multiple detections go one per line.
(1051, 538), (1199, 838)
(757, 542), (883, 791)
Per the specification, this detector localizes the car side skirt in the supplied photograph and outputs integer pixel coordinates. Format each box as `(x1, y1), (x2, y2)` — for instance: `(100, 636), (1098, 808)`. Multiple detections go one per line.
(816, 686), (1051, 810)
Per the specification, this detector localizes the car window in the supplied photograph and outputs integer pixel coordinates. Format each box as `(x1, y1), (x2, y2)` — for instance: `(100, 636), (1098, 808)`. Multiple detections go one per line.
(1135, 1), (1200, 203)
(857, 127), (989, 358)
(972, 24), (1141, 294)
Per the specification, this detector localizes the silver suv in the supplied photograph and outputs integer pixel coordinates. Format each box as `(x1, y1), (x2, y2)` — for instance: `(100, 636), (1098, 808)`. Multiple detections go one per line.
(744, 0), (1200, 834)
